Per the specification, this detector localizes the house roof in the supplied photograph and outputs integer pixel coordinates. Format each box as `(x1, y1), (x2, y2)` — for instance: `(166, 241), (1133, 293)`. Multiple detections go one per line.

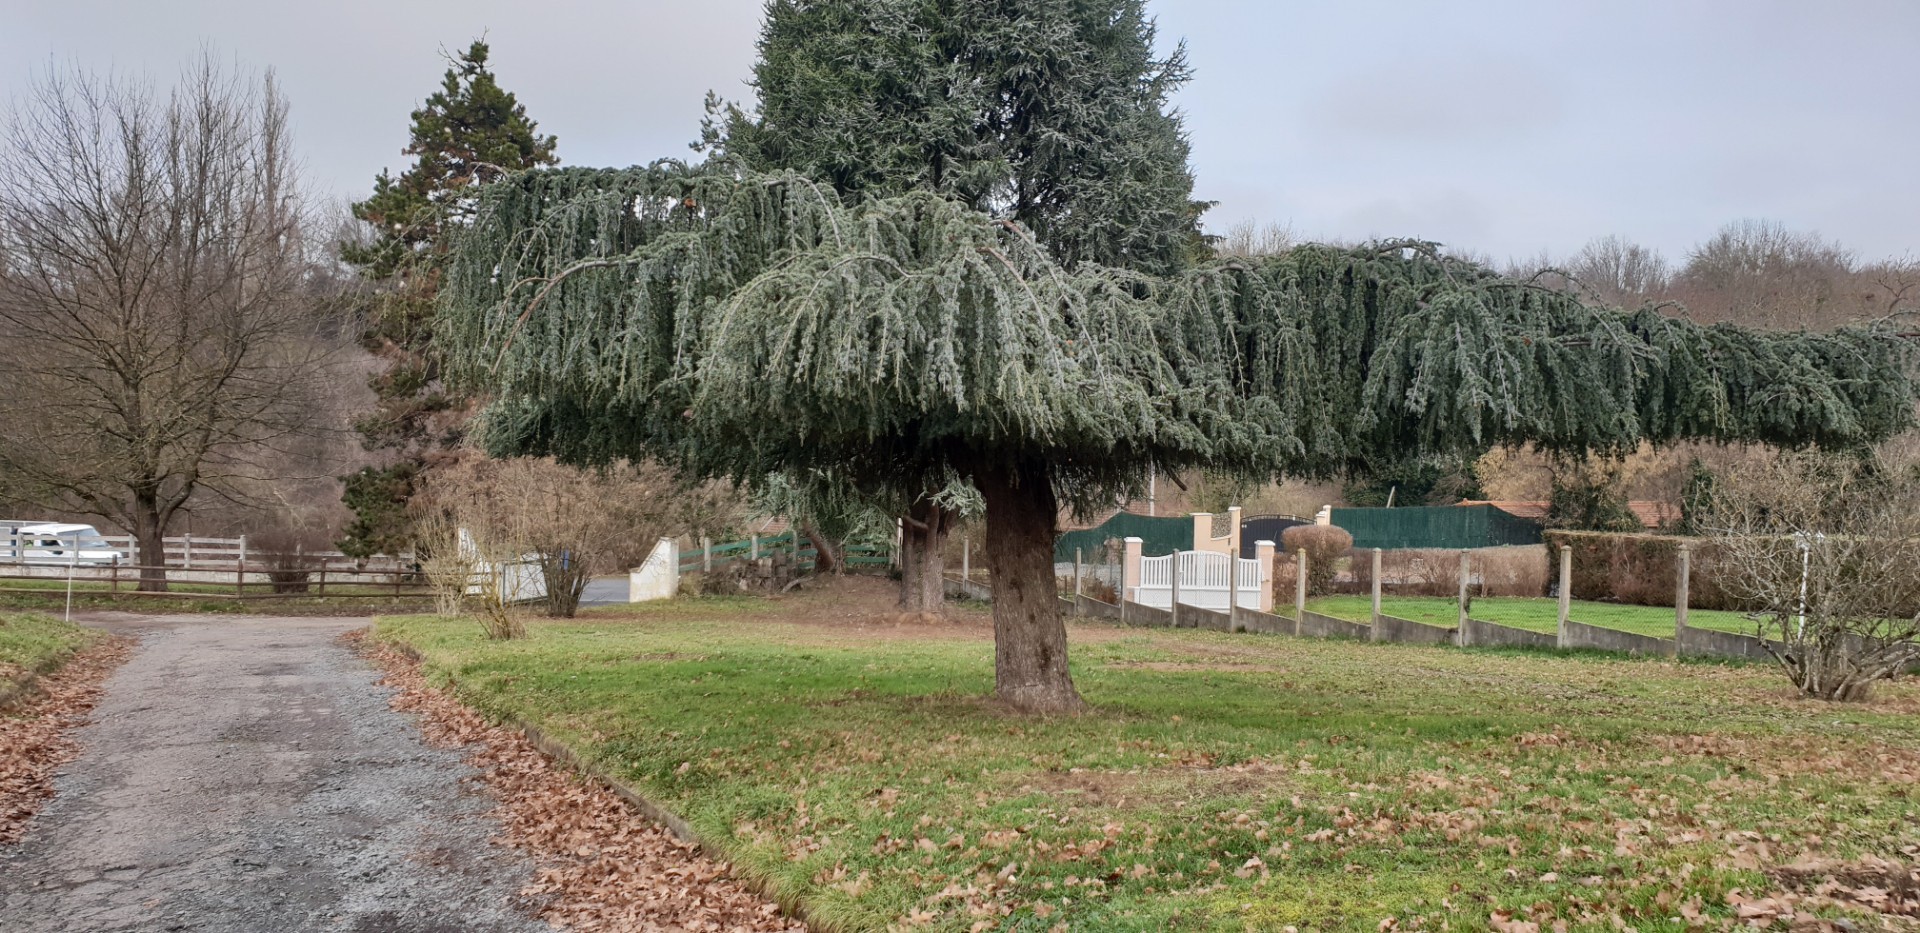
(1457, 500), (1678, 531)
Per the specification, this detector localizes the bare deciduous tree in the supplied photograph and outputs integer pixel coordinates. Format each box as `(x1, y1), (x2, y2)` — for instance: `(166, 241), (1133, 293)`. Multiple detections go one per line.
(1567, 234), (1673, 309)
(1213, 220), (1295, 258)
(419, 456), (731, 623)
(0, 56), (342, 590)
(1703, 449), (1920, 701)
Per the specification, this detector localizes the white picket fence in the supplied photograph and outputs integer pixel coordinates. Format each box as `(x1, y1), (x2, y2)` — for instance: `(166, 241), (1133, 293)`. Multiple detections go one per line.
(1131, 550), (1265, 611)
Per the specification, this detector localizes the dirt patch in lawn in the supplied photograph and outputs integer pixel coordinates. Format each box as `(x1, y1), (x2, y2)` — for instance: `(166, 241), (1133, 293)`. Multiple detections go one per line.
(0, 636), (132, 844)
(358, 633), (803, 932)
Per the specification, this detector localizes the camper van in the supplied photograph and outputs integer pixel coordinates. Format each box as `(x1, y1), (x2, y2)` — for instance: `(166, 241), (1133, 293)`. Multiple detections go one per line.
(1, 523), (122, 565)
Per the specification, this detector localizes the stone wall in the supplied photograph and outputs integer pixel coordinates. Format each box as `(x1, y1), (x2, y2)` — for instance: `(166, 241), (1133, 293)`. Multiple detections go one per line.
(1459, 617), (1557, 650)
(1676, 624), (1774, 662)
(1299, 610), (1370, 641)
(1561, 618), (1673, 657)
(1231, 606), (1294, 635)
(1371, 614), (1455, 646)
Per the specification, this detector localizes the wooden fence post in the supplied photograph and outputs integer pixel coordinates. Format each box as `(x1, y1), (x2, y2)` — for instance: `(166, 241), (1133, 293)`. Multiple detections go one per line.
(1556, 545), (1572, 649)
(183, 533), (193, 570)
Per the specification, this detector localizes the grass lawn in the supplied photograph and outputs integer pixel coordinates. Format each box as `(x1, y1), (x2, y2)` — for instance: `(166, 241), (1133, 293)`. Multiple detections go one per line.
(1306, 594), (1757, 638)
(0, 611), (100, 681)
(375, 577), (1920, 931)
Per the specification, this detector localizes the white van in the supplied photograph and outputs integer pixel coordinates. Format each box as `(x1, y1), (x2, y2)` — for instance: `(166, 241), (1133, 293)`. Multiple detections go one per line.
(4, 523), (123, 565)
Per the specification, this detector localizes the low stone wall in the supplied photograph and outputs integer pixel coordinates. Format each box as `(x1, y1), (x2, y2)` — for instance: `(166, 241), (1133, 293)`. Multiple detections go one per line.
(1073, 595), (1123, 620)
(1561, 618), (1674, 657)
(1460, 617), (1557, 650)
(1118, 600), (1173, 627)
(1299, 610), (1370, 641)
(1182, 605), (1234, 632)
(1231, 606), (1294, 636)
(1371, 614), (1455, 646)
(1676, 624), (1774, 662)
(943, 576), (993, 601)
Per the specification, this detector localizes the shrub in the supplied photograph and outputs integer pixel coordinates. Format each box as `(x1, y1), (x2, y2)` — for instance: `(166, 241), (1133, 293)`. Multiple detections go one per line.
(1281, 525), (1352, 596)
(1346, 546), (1546, 598)
(1541, 530), (1742, 610)
(1702, 450), (1920, 701)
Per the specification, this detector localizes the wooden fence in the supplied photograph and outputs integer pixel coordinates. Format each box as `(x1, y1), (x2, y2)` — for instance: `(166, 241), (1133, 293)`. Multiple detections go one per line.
(0, 529), (410, 573)
(0, 562), (432, 601)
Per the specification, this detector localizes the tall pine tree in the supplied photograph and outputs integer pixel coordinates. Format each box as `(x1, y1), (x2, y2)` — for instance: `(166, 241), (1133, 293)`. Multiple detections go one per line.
(339, 40), (558, 556)
(701, 0), (1210, 605)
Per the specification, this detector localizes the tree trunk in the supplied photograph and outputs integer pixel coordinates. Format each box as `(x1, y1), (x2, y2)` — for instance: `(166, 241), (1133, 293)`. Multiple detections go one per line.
(897, 497), (950, 612)
(132, 492), (169, 593)
(803, 526), (843, 574)
(977, 458), (1083, 713)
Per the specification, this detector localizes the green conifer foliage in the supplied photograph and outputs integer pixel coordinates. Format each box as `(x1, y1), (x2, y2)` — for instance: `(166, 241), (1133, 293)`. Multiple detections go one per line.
(697, 0), (1210, 602)
(339, 40), (558, 557)
(705, 0), (1208, 275)
(440, 166), (1915, 711)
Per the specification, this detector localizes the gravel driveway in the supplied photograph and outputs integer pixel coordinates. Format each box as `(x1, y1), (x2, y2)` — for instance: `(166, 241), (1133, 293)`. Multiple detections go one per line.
(0, 613), (549, 933)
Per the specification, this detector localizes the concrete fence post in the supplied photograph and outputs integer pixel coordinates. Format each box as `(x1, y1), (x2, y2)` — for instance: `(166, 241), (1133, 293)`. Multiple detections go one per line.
(1371, 547), (1383, 623)
(1675, 543), (1692, 633)
(1456, 549), (1471, 645)
(1294, 548), (1307, 622)
(1556, 545), (1572, 649)
(1169, 552), (1182, 628)
(962, 535), (970, 582)
(1254, 540), (1275, 613)
(183, 533), (193, 570)
(1072, 547), (1083, 616)
(750, 534), (759, 561)
(1227, 544), (1239, 608)
(702, 535), (712, 573)
(1227, 505), (1243, 557)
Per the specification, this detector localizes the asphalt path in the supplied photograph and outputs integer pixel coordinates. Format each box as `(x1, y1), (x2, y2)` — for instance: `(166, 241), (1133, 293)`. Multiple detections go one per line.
(0, 614), (547, 933)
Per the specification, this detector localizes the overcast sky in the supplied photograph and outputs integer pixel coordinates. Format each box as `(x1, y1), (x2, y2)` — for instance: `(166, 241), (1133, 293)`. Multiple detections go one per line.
(4, 0), (1915, 265)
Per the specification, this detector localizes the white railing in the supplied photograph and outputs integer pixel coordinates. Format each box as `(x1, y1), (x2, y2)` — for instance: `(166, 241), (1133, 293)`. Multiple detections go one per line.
(1129, 549), (1264, 610)
(0, 528), (410, 572)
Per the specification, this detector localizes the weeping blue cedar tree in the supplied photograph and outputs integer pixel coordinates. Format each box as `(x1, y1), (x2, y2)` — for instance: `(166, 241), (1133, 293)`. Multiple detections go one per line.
(439, 166), (1915, 712)
(699, 0), (1210, 606)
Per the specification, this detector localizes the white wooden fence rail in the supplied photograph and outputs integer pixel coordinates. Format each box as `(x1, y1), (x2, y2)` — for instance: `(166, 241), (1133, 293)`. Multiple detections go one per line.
(0, 530), (409, 571)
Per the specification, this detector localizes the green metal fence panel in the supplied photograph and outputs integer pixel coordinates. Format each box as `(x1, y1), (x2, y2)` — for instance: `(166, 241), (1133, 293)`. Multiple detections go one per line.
(1328, 504), (1543, 551)
(1053, 512), (1193, 562)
